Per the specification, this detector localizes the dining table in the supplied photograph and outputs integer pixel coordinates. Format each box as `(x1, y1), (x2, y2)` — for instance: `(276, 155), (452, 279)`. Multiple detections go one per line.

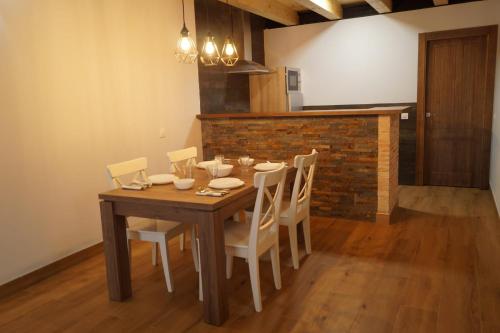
(98, 161), (295, 326)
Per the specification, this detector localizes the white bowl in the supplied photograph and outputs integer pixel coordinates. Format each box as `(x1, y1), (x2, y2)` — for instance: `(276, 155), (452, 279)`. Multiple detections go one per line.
(197, 160), (217, 169)
(217, 164), (233, 177)
(173, 178), (195, 190)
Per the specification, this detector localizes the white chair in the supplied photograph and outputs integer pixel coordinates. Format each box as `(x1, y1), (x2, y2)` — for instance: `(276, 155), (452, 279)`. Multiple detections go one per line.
(166, 146), (199, 272)
(198, 163), (287, 312)
(280, 149), (318, 269)
(106, 157), (195, 293)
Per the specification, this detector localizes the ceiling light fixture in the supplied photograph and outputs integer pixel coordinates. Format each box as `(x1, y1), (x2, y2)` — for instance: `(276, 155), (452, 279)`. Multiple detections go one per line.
(221, 1), (239, 66)
(175, 0), (198, 64)
(200, 0), (220, 66)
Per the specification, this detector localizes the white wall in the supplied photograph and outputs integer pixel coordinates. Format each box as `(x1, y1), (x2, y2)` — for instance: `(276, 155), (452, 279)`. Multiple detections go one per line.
(0, 0), (201, 285)
(265, 0), (500, 213)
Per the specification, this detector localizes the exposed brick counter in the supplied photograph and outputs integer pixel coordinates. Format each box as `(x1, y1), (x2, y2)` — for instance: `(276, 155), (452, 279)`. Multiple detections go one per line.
(197, 107), (408, 223)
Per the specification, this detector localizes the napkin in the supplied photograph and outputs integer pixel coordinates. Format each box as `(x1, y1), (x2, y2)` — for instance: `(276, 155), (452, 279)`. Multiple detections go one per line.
(195, 191), (224, 197)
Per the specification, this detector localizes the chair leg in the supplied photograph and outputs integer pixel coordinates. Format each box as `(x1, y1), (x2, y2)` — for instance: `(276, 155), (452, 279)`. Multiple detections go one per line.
(248, 255), (262, 312)
(191, 226), (199, 272)
(302, 215), (312, 254)
(270, 244), (282, 290)
(226, 255), (233, 279)
(152, 242), (158, 266)
(159, 236), (174, 293)
(288, 224), (300, 270)
(179, 232), (185, 251)
(196, 238), (203, 302)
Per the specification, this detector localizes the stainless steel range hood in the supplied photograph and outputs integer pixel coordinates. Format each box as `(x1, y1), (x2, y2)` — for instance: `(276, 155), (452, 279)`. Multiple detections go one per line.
(224, 59), (271, 74)
(225, 12), (273, 75)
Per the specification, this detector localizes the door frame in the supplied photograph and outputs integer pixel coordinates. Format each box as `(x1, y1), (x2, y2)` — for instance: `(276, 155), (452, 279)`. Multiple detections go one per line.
(416, 25), (498, 189)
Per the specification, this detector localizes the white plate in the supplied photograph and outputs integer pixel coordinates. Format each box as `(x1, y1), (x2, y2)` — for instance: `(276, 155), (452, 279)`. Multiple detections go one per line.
(253, 162), (282, 172)
(196, 160), (217, 169)
(148, 174), (178, 185)
(208, 177), (244, 190)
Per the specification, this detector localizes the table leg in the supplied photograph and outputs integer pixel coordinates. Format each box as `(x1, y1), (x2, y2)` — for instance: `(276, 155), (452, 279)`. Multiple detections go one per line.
(198, 211), (229, 326)
(100, 201), (131, 301)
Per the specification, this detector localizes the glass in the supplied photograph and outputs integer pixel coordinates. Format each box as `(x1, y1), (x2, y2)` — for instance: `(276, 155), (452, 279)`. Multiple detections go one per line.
(215, 154), (224, 165)
(173, 159), (193, 179)
(206, 163), (219, 179)
(238, 156), (252, 173)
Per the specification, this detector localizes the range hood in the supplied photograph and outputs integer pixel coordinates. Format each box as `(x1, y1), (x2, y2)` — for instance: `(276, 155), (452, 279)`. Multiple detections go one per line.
(225, 12), (273, 75)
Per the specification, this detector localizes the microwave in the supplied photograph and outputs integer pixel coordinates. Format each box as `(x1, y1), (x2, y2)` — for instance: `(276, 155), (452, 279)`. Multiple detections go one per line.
(285, 67), (303, 111)
(286, 67), (301, 92)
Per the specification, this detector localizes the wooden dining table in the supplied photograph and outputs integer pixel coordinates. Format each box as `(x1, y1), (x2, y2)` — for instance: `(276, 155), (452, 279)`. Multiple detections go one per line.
(98, 163), (295, 326)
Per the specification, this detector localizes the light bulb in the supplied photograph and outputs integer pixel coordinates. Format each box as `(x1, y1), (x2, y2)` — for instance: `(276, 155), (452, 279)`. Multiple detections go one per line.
(175, 27), (198, 64)
(221, 37), (238, 66)
(180, 37), (191, 52)
(200, 32), (220, 66)
(225, 43), (234, 56)
(205, 41), (215, 55)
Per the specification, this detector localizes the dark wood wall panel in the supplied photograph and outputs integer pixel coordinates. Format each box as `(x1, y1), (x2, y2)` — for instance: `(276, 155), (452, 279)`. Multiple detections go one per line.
(195, 0), (248, 114)
(194, 0), (267, 114)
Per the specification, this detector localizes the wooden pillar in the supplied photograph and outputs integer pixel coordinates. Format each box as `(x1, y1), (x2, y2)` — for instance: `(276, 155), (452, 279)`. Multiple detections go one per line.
(376, 114), (400, 224)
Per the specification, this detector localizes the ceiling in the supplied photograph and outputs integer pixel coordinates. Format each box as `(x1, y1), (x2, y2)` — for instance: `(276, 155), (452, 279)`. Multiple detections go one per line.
(219, 0), (480, 26)
(276, 0), (365, 12)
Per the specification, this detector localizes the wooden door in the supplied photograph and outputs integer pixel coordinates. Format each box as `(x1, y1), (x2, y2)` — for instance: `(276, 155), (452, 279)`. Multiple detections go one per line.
(417, 26), (497, 189)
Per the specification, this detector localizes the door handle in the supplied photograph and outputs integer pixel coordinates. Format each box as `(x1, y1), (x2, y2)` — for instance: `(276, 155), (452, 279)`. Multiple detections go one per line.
(425, 112), (431, 118)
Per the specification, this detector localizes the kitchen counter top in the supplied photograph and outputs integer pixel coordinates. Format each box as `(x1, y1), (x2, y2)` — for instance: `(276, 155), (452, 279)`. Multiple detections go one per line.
(196, 106), (409, 119)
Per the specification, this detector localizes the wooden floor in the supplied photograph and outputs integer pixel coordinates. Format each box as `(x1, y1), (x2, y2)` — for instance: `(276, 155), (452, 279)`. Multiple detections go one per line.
(1, 186), (499, 333)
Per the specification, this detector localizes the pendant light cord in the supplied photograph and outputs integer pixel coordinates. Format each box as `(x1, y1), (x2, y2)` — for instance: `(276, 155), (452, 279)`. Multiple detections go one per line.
(229, 1), (234, 37)
(205, 0), (210, 30)
(182, 0), (186, 26)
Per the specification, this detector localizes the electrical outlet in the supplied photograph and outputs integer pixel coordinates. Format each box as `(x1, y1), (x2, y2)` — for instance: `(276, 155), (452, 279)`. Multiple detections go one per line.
(159, 128), (166, 138)
(401, 113), (409, 120)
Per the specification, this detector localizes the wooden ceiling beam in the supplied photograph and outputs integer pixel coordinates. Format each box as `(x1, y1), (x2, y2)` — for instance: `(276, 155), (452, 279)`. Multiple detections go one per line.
(219, 0), (299, 26)
(292, 0), (343, 20)
(433, 0), (449, 5)
(365, 0), (392, 13)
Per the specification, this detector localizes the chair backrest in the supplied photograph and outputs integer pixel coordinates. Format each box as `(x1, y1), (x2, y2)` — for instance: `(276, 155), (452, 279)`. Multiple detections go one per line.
(106, 157), (148, 188)
(249, 163), (287, 250)
(166, 146), (197, 175)
(290, 149), (319, 216)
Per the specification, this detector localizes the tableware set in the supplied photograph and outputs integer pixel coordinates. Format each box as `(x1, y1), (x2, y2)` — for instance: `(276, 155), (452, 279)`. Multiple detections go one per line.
(121, 180), (152, 190)
(122, 155), (281, 193)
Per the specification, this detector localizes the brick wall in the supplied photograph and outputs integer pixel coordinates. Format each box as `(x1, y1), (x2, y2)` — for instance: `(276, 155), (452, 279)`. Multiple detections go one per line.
(200, 116), (379, 221)
(304, 103), (416, 185)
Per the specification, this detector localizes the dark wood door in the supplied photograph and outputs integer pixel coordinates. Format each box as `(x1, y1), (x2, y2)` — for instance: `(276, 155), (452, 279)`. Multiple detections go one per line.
(417, 26), (498, 189)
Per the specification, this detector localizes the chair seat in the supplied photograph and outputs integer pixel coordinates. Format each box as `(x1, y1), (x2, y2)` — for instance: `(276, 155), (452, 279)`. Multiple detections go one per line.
(224, 220), (278, 250)
(224, 220), (251, 248)
(279, 200), (304, 220)
(128, 218), (183, 234)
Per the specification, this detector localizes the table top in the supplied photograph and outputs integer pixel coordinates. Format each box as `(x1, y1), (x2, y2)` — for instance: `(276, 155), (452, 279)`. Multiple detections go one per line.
(99, 163), (294, 212)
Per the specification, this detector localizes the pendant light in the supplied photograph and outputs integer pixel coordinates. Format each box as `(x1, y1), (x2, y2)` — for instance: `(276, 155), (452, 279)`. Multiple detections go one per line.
(221, 1), (239, 66)
(175, 0), (198, 64)
(200, 0), (220, 66)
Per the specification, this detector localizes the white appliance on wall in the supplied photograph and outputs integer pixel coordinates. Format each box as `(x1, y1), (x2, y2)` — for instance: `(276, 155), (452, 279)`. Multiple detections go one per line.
(286, 67), (304, 111)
